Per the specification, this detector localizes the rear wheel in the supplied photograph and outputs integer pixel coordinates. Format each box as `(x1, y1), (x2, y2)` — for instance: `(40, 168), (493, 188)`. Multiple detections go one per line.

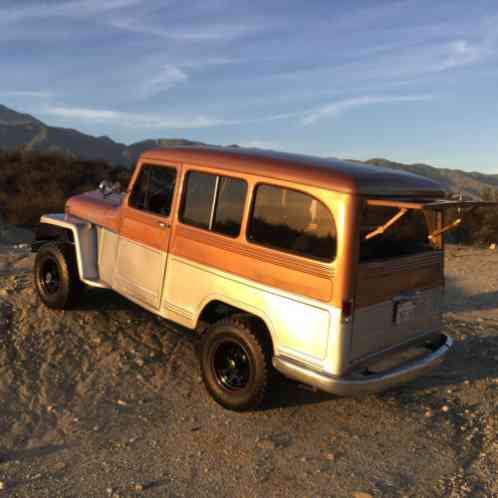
(34, 243), (83, 309)
(200, 316), (272, 411)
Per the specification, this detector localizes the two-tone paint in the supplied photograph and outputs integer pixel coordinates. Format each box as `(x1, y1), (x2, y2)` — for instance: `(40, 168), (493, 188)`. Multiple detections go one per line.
(38, 146), (455, 395)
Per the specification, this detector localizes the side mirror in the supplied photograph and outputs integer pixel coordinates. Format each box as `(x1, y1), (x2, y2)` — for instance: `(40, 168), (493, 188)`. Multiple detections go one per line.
(98, 180), (122, 197)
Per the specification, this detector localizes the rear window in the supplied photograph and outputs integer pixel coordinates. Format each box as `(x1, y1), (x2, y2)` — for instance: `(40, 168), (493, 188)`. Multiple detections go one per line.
(359, 204), (435, 262)
(248, 184), (337, 261)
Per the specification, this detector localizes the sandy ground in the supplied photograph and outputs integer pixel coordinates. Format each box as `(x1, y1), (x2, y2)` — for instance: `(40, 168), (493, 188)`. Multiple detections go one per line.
(0, 231), (497, 498)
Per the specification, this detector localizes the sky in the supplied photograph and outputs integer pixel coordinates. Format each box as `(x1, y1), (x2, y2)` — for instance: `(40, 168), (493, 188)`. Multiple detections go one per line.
(1, 0), (498, 173)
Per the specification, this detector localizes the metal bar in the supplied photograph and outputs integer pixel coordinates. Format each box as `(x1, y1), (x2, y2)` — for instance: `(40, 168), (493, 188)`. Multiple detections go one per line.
(366, 199), (426, 209)
(208, 176), (220, 230)
(367, 198), (498, 211)
(364, 208), (408, 240)
(428, 218), (462, 241)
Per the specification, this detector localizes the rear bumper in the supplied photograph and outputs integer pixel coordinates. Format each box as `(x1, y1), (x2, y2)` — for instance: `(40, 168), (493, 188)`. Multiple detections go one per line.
(273, 334), (453, 396)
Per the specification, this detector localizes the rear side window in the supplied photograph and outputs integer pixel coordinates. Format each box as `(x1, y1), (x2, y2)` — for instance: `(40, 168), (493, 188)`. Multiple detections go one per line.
(248, 184), (337, 261)
(129, 164), (176, 217)
(180, 171), (247, 237)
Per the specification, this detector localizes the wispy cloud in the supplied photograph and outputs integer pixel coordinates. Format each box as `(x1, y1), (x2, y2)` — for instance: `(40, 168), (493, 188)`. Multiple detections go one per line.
(434, 40), (489, 71)
(43, 105), (234, 129)
(42, 93), (434, 131)
(110, 18), (270, 41)
(302, 95), (433, 125)
(139, 65), (188, 99)
(0, 90), (54, 98)
(1, 0), (143, 23)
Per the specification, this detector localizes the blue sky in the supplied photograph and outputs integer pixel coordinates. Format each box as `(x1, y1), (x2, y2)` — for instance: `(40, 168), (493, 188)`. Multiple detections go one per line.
(2, 0), (498, 173)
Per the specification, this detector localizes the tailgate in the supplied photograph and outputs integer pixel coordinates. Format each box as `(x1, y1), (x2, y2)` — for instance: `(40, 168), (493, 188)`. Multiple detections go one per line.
(352, 252), (444, 361)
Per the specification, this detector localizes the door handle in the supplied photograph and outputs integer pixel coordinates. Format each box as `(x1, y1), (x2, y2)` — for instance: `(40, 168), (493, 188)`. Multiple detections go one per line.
(157, 221), (171, 229)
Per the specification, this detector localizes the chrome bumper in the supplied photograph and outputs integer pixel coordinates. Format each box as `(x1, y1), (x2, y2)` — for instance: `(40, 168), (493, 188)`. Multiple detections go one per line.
(273, 334), (453, 396)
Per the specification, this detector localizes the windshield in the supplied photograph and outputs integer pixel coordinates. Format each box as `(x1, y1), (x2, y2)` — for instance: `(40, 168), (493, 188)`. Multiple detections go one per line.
(359, 204), (436, 262)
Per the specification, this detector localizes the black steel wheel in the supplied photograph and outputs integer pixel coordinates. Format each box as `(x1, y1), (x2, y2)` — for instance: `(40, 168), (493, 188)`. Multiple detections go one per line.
(34, 243), (83, 309)
(213, 340), (251, 391)
(201, 316), (272, 411)
(39, 258), (61, 295)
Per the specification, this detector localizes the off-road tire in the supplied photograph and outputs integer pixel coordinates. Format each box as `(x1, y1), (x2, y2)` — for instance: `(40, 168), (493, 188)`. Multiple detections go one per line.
(34, 242), (84, 309)
(200, 316), (272, 411)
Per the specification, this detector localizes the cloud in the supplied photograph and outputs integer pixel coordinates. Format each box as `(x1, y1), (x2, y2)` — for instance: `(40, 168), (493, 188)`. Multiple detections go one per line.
(43, 105), (234, 129)
(139, 65), (188, 99)
(42, 94), (434, 132)
(434, 40), (488, 71)
(110, 18), (269, 41)
(0, 90), (54, 98)
(302, 95), (433, 125)
(1, 0), (143, 23)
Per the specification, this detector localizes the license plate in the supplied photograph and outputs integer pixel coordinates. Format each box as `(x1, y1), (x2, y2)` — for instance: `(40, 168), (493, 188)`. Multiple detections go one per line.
(395, 300), (416, 324)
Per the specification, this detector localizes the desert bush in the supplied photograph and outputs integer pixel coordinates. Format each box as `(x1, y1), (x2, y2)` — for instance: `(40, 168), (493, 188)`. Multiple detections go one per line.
(0, 148), (130, 225)
(444, 187), (498, 246)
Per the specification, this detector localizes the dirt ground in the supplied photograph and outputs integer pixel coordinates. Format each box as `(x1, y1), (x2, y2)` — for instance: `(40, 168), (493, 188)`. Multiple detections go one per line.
(0, 232), (497, 498)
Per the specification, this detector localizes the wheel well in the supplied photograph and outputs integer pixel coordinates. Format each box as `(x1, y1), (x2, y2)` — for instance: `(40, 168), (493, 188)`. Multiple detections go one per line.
(197, 300), (274, 354)
(32, 224), (74, 252)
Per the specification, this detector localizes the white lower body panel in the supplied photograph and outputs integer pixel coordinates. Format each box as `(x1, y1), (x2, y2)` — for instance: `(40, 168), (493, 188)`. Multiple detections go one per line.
(163, 255), (339, 368)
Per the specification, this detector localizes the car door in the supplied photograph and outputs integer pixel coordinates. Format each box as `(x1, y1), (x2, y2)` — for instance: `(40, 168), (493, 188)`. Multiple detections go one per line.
(113, 162), (178, 309)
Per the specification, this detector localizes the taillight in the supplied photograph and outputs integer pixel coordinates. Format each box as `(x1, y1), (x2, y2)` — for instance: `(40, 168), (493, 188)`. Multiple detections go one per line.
(341, 299), (354, 323)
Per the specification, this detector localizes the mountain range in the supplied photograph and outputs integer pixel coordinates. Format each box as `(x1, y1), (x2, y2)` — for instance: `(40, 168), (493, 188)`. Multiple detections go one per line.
(1, 104), (496, 199)
(0, 104), (205, 167)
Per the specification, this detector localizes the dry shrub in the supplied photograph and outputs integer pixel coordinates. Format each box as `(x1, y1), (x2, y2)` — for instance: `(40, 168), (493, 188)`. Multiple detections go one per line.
(0, 148), (130, 225)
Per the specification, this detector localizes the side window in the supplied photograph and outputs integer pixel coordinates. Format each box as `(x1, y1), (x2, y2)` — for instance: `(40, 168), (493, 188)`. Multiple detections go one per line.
(213, 176), (247, 237)
(129, 164), (176, 216)
(180, 171), (217, 229)
(248, 184), (337, 261)
(180, 171), (247, 237)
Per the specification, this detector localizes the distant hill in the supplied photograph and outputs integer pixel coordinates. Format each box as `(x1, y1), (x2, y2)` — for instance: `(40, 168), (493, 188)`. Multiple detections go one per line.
(1, 104), (497, 199)
(0, 104), (205, 167)
(354, 158), (498, 199)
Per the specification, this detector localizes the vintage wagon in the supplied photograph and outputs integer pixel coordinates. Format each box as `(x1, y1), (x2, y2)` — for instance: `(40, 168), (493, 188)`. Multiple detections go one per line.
(32, 147), (491, 410)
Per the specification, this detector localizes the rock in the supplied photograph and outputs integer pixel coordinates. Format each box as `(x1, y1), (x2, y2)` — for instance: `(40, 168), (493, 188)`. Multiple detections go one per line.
(257, 439), (276, 451)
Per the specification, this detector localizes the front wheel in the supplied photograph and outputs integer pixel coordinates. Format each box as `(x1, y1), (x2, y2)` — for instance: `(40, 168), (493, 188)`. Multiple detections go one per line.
(200, 316), (272, 411)
(34, 243), (84, 309)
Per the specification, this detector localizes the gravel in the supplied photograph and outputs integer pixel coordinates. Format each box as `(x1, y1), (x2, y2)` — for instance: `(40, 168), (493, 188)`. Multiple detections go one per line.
(0, 243), (497, 497)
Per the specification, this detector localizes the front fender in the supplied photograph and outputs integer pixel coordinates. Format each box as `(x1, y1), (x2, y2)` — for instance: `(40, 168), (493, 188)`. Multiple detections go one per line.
(35, 214), (108, 288)
(32, 222), (74, 252)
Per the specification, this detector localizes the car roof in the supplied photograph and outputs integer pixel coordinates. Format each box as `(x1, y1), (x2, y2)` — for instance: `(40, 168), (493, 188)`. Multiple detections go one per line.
(141, 146), (446, 197)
